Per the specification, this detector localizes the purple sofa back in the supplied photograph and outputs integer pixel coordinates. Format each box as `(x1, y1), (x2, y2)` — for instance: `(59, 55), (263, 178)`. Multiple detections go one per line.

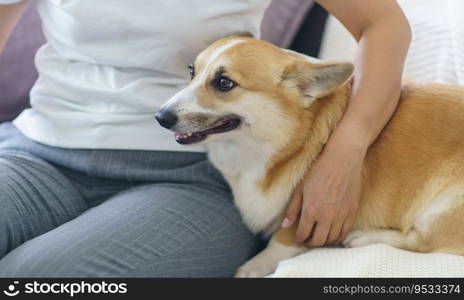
(0, 2), (44, 121)
(261, 0), (315, 48)
(0, 0), (315, 122)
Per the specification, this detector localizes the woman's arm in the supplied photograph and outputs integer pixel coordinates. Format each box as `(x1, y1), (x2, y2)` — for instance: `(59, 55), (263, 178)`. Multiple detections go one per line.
(0, 1), (28, 55)
(282, 0), (411, 246)
(318, 0), (411, 150)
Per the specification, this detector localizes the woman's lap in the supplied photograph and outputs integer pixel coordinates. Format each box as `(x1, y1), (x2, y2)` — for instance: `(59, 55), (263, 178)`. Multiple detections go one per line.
(0, 123), (259, 277)
(0, 183), (259, 277)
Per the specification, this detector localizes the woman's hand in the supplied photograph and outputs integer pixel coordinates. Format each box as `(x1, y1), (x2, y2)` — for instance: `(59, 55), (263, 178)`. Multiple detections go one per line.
(282, 141), (365, 246)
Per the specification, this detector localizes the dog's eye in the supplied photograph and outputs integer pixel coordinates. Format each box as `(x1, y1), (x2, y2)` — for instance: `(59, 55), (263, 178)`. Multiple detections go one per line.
(188, 64), (195, 79)
(214, 76), (237, 92)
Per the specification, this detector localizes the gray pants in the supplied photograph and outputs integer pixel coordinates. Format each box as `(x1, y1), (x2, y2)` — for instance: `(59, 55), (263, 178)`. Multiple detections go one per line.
(0, 123), (260, 277)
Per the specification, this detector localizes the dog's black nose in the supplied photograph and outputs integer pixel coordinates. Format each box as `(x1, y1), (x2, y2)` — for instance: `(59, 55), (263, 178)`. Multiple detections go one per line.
(155, 109), (178, 129)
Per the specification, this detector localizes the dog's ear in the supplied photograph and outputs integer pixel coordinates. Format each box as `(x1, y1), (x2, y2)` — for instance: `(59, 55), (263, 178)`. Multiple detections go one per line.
(282, 61), (354, 108)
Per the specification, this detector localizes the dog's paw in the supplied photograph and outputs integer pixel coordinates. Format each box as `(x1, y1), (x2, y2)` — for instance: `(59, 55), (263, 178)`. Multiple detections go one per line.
(235, 266), (271, 278)
(343, 230), (372, 248)
(234, 259), (277, 278)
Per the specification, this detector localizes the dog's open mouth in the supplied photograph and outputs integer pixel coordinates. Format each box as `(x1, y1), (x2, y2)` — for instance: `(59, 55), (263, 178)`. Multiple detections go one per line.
(174, 117), (241, 145)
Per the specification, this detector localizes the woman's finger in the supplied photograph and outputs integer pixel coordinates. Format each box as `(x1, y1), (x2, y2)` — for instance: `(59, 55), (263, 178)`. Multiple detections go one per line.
(295, 209), (316, 243)
(337, 214), (356, 243)
(326, 219), (344, 245)
(281, 184), (303, 228)
(305, 220), (331, 247)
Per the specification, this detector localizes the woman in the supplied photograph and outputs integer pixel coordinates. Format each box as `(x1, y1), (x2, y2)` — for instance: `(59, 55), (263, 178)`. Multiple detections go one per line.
(0, 0), (410, 277)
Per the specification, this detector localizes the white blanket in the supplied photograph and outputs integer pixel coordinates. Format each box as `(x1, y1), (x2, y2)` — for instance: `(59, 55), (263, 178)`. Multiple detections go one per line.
(271, 244), (464, 278)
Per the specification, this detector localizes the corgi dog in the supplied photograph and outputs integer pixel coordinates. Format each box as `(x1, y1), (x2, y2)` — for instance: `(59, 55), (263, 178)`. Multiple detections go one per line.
(155, 35), (464, 277)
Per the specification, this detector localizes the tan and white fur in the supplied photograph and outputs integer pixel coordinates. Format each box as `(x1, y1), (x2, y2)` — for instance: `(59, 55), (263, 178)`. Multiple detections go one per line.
(156, 35), (464, 277)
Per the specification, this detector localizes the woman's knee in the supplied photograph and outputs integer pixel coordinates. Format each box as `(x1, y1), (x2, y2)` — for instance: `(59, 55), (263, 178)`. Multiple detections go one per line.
(0, 152), (87, 257)
(0, 151), (86, 216)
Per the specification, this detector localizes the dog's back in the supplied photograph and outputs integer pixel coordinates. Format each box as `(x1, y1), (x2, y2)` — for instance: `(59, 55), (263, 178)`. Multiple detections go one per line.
(350, 83), (464, 254)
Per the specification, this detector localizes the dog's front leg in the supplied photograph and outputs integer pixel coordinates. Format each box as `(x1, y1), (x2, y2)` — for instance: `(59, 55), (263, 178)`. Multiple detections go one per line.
(235, 225), (306, 278)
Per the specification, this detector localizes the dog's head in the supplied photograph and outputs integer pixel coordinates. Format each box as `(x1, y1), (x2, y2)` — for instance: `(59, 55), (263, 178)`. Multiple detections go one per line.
(155, 36), (354, 146)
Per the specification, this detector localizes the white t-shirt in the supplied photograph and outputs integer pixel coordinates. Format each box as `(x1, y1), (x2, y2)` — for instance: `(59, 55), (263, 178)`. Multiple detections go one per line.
(3, 0), (271, 152)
